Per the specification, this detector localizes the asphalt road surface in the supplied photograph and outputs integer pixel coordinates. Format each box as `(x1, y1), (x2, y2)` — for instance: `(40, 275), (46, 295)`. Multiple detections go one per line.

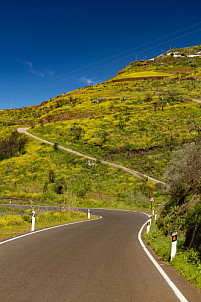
(0, 209), (200, 302)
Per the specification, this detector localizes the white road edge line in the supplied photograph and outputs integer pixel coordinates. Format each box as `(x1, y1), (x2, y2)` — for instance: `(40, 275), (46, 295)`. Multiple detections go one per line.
(138, 220), (188, 302)
(0, 217), (102, 246)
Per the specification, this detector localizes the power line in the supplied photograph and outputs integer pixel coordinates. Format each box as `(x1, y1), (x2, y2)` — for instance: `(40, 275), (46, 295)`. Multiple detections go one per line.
(12, 21), (201, 98)
(60, 27), (201, 81)
(53, 21), (201, 80)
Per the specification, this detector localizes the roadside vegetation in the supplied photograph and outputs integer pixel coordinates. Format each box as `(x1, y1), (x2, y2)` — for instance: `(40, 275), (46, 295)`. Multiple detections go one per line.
(158, 143), (201, 253)
(0, 206), (93, 240)
(0, 130), (27, 160)
(144, 221), (201, 289)
(145, 142), (201, 288)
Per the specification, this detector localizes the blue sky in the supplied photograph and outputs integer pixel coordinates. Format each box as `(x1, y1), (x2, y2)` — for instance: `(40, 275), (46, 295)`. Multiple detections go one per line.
(0, 0), (201, 109)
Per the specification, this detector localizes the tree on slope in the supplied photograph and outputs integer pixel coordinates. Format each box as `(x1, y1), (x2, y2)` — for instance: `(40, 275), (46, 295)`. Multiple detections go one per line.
(159, 143), (201, 253)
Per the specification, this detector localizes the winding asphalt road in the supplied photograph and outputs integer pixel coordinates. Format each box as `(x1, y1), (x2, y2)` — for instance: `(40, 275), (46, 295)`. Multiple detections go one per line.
(0, 209), (200, 302)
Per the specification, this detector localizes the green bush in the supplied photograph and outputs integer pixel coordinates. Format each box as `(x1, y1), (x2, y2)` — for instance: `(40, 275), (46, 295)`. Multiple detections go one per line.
(0, 131), (27, 160)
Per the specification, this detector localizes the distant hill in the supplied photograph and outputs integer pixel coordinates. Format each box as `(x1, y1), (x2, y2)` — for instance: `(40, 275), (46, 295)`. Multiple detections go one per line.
(1, 43), (201, 181)
(1, 44), (201, 122)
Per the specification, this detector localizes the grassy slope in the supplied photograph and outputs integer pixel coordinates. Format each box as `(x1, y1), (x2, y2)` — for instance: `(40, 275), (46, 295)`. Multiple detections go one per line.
(0, 45), (201, 208)
(0, 125), (155, 208)
(27, 47), (201, 182)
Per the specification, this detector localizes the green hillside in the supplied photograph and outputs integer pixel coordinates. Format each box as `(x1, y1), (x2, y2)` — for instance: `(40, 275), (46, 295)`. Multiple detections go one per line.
(0, 44), (201, 256)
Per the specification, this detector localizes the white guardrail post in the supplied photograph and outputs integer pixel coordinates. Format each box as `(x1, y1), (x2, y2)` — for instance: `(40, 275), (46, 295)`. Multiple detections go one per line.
(31, 211), (35, 232)
(88, 209), (91, 219)
(171, 232), (177, 261)
(147, 219), (151, 234)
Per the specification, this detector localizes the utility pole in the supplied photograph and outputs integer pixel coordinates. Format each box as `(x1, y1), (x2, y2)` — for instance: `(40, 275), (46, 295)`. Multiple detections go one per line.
(11, 99), (12, 109)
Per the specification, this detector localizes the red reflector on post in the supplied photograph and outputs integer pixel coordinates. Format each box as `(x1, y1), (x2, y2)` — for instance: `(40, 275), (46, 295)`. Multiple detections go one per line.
(172, 233), (177, 242)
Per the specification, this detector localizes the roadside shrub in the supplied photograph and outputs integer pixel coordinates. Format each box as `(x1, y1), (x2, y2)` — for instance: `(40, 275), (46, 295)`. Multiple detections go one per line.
(165, 143), (201, 205)
(23, 215), (32, 223)
(185, 202), (201, 253)
(53, 177), (67, 194)
(144, 221), (171, 261)
(160, 143), (201, 254)
(49, 169), (56, 183)
(53, 142), (59, 151)
(0, 131), (27, 160)
(0, 215), (24, 227)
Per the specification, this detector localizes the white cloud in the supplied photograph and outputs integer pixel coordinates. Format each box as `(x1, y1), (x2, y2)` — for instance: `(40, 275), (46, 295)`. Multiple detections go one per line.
(78, 76), (97, 86)
(16, 59), (33, 69)
(16, 59), (53, 78)
(30, 69), (45, 77)
(22, 60), (33, 69)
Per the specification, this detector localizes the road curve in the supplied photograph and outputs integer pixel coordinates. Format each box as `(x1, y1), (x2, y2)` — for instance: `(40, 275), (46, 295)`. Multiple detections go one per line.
(0, 209), (200, 302)
(17, 127), (166, 186)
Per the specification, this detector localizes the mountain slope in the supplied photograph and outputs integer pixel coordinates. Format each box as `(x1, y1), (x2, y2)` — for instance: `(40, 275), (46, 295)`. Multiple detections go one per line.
(0, 44), (201, 206)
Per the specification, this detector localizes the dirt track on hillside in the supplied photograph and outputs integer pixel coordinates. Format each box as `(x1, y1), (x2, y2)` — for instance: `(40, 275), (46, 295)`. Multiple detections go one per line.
(193, 99), (201, 103)
(17, 127), (166, 186)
